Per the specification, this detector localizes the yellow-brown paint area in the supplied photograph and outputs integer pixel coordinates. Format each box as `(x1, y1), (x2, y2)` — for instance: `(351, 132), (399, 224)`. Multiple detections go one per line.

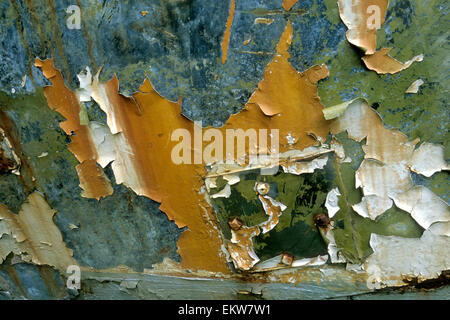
(361, 48), (423, 74)
(282, 0), (299, 11)
(258, 195), (283, 233)
(36, 61), (229, 272)
(34, 58), (113, 200)
(218, 22), (329, 154)
(35, 21), (331, 273)
(221, 0), (236, 64)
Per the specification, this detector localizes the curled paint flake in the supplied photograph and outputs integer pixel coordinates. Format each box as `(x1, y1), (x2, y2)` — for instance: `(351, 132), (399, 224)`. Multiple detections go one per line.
(223, 173), (240, 185)
(362, 49), (424, 74)
(35, 59), (113, 200)
(393, 186), (450, 231)
(405, 79), (424, 94)
(254, 18), (274, 25)
(252, 254), (327, 272)
(281, 154), (328, 175)
(428, 222), (450, 237)
(323, 98), (358, 120)
(325, 188), (341, 218)
(292, 255), (328, 267)
(330, 98), (449, 230)
(409, 142), (449, 177)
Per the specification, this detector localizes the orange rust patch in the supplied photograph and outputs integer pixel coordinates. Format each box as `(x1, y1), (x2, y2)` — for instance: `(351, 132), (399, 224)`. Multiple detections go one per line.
(282, 0), (299, 11)
(227, 225), (261, 270)
(221, 0), (236, 64)
(34, 58), (113, 200)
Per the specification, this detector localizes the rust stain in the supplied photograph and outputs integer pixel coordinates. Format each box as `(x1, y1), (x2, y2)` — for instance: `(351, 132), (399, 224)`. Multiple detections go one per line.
(36, 60), (229, 272)
(337, 0), (423, 74)
(9, 0), (35, 82)
(282, 0), (299, 11)
(47, 0), (72, 82)
(0, 109), (37, 191)
(34, 58), (113, 200)
(76, 0), (98, 72)
(0, 128), (20, 174)
(221, 0), (236, 64)
(258, 195), (283, 232)
(23, 0), (47, 57)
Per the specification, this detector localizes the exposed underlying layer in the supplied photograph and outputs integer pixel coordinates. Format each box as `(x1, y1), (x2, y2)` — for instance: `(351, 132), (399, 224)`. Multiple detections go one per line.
(220, 22), (330, 151)
(337, 1), (423, 75)
(0, 192), (77, 271)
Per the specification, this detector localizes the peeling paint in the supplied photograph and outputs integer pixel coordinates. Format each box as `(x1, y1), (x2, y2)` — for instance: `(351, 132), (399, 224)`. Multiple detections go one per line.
(0, 128), (20, 175)
(362, 49), (423, 74)
(405, 79), (424, 94)
(34, 59), (113, 200)
(221, 0), (236, 65)
(325, 187), (341, 218)
(0, 192), (76, 271)
(410, 142), (449, 177)
(337, 0), (389, 55)
(366, 230), (449, 289)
